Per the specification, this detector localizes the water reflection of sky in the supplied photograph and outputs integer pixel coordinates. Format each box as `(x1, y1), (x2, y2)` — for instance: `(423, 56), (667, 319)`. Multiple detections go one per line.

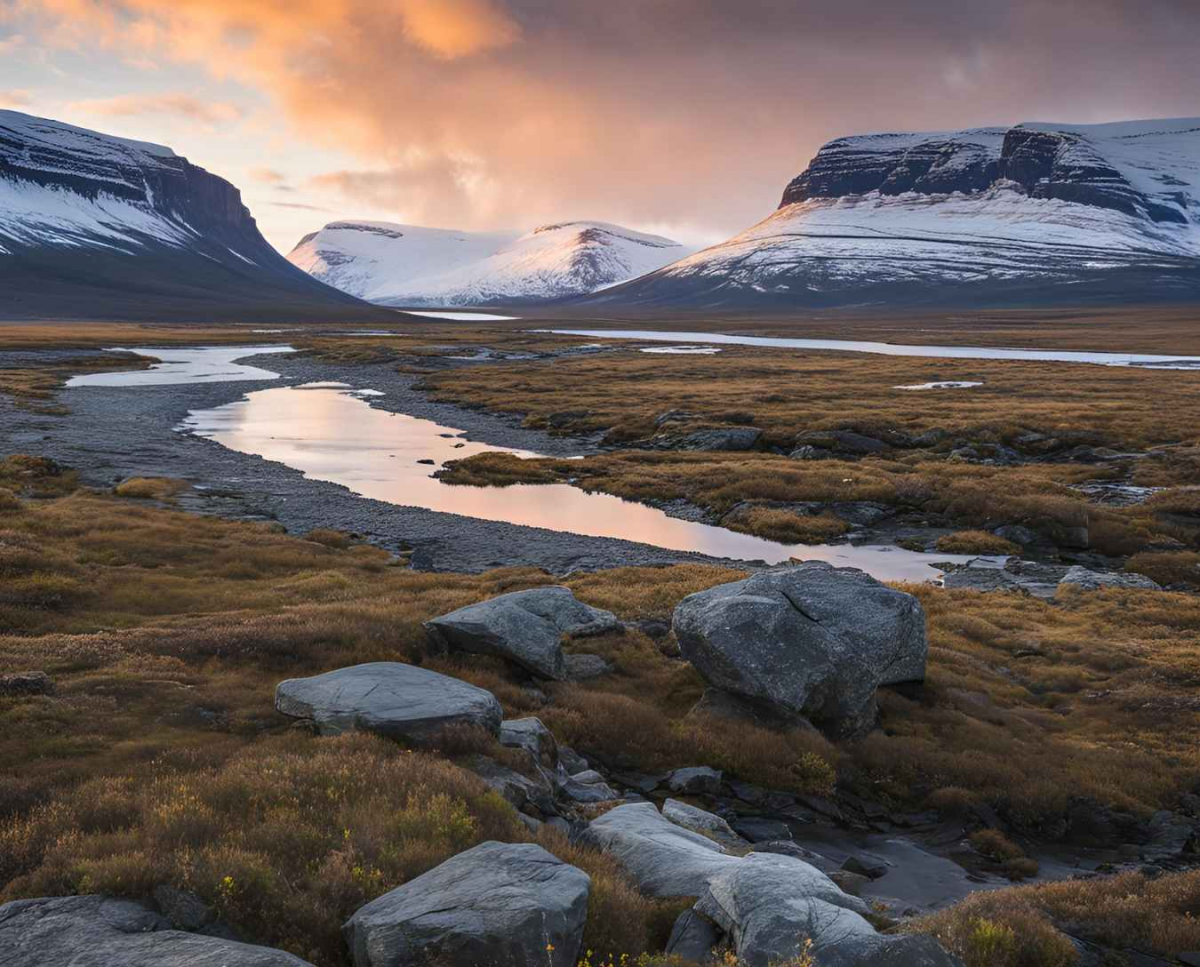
(181, 383), (991, 582)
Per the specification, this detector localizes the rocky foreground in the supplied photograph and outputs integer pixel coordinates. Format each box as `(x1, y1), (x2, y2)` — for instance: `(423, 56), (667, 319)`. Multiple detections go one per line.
(5, 565), (1195, 966)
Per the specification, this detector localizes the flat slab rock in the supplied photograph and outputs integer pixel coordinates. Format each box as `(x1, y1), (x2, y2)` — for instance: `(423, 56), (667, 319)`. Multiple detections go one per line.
(673, 563), (927, 737)
(275, 662), (501, 744)
(344, 841), (590, 967)
(942, 559), (1160, 598)
(0, 895), (313, 966)
(424, 586), (622, 680)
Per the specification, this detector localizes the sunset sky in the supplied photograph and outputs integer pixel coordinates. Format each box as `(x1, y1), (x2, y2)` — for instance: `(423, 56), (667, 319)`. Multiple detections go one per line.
(2, 0), (1199, 254)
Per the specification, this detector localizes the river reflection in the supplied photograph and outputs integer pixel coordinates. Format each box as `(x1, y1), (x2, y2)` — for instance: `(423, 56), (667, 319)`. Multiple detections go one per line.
(181, 384), (994, 581)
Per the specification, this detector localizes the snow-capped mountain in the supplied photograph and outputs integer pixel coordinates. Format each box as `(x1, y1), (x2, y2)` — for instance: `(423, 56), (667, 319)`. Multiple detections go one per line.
(587, 117), (1200, 309)
(288, 221), (521, 302)
(288, 220), (693, 306)
(0, 110), (376, 321)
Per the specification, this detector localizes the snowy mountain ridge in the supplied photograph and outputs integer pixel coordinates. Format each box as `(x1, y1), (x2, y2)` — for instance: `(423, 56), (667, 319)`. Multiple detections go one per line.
(0, 109), (371, 320)
(588, 117), (1200, 309)
(288, 219), (694, 306)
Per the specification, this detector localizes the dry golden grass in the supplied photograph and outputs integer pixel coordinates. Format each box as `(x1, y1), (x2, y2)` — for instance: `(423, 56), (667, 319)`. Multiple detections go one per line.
(910, 869), (1200, 965)
(935, 531), (1022, 555)
(421, 343), (1200, 450)
(441, 449), (1196, 564)
(3, 460), (1200, 962)
(114, 477), (189, 501)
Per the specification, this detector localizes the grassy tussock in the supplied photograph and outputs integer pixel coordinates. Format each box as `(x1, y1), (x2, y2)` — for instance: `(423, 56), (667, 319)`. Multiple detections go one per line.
(910, 870), (1200, 965)
(935, 531), (1022, 555)
(114, 477), (189, 500)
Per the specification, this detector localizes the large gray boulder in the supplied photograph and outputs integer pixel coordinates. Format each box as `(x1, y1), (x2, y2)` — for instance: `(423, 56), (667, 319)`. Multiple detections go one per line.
(578, 802), (738, 897)
(0, 895), (313, 966)
(425, 587), (622, 680)
(343, 842), (590, 967)
(672, 563), (927, 736)
(696, 854), (961, 967)
(275, 662), (501, 745)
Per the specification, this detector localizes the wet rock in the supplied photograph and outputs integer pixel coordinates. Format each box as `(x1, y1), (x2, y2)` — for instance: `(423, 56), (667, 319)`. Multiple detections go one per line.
(842, 855), (889, 880)
(666, 766), (724, 795)
(563, 653), (613, 680)
(344, 842), (590, 967)
(794, 429), (890, 456)
(678, 427), (763, 452)
(275, 662), (502, 745)
(666, 909), (722, 963)
(425, 586), (622, 681)
(828, 870), (871, 896)
(941, 559), (1066, 599)
(499, 717), (559, 768)
(673, 563), (927, 736)
(579, 802), (737, 896)
(0, 671), (54, 697)
(0, 895), (313, 966)
(663, 798), (749, 851)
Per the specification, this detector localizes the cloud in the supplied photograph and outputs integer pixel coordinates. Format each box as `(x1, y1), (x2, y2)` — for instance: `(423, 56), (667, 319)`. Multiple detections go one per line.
(0, 32), (24, 54)
(269, 201), (335, 212)
(0, 88), (32, 109)
(69, 92), (244, 126)
(248, 166), (286, 184)
(15, 1), (1200, 237)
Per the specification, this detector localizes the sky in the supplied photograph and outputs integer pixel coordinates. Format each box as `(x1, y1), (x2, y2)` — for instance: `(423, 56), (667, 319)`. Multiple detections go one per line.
(2, 0), (1200, 254)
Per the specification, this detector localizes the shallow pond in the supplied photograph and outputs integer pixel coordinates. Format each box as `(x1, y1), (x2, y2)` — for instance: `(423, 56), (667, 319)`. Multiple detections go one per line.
(536, 329), (1200, 369)
(179, 381), (993, 580)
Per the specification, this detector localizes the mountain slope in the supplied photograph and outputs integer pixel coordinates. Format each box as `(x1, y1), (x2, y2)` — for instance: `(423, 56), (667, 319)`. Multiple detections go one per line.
(289, 220), (694, 306)
(0, 110), (383, 322)
(586, 118), (1200, 309)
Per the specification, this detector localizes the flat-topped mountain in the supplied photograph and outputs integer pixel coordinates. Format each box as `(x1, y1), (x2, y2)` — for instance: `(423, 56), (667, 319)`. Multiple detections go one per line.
(289, 219), (693, 306)
(586, 117), (1200, 309)
(0, 110), (379, 322)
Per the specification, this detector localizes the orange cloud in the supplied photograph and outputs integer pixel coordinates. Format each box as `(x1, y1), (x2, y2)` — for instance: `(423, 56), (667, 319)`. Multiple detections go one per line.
(69, 92), (244, 125)
(0, 88), (33, 109)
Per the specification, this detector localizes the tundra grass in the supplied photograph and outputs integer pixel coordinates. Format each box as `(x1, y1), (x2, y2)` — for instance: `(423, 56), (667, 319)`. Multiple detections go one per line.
(3, 461), (1200, 961)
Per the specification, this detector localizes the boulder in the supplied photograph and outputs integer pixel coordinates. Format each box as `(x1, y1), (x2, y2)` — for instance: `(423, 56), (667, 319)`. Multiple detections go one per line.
(662, 798), (749, 851)
(425, 587), (622, 680)
(695, 853), (959, 967)
(0, 895), (312, 966)
(275, 662), (501, 745)
(794, 429), (889, 456)
(1058, 566), (1160, 592)
(0, 671), (54, 697)
(465, 756), (557, 815)
(499, 717), (559, 768)
(666, 909), (722, 963)
(678, 427), (763, 452)
(578, 802), (738, 897)
(732, 817), (793, 843)
(665, 766), (724, 795)
(673, 563), (927, 736)
(344, 842), (589, 967)
(563, 653), (614, 680)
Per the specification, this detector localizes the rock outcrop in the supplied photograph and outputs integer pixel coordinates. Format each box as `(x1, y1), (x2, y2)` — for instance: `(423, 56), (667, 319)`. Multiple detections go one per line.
(275, 662), (502, 744)
(425, 587), (622, 680)
(343, 842), (590, 967)
(673, 563), (927, 736)
(0, 895), (313, 966)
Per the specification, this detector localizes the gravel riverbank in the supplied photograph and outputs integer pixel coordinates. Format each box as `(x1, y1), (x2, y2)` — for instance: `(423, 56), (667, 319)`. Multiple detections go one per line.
(0, 348), (754, 573)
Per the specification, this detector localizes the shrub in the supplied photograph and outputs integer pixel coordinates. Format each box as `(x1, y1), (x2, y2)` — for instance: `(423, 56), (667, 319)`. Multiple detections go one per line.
(968, 829), (1025, 862)
(909, 895), (1078, 967)
(304, 528), (355, 549)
